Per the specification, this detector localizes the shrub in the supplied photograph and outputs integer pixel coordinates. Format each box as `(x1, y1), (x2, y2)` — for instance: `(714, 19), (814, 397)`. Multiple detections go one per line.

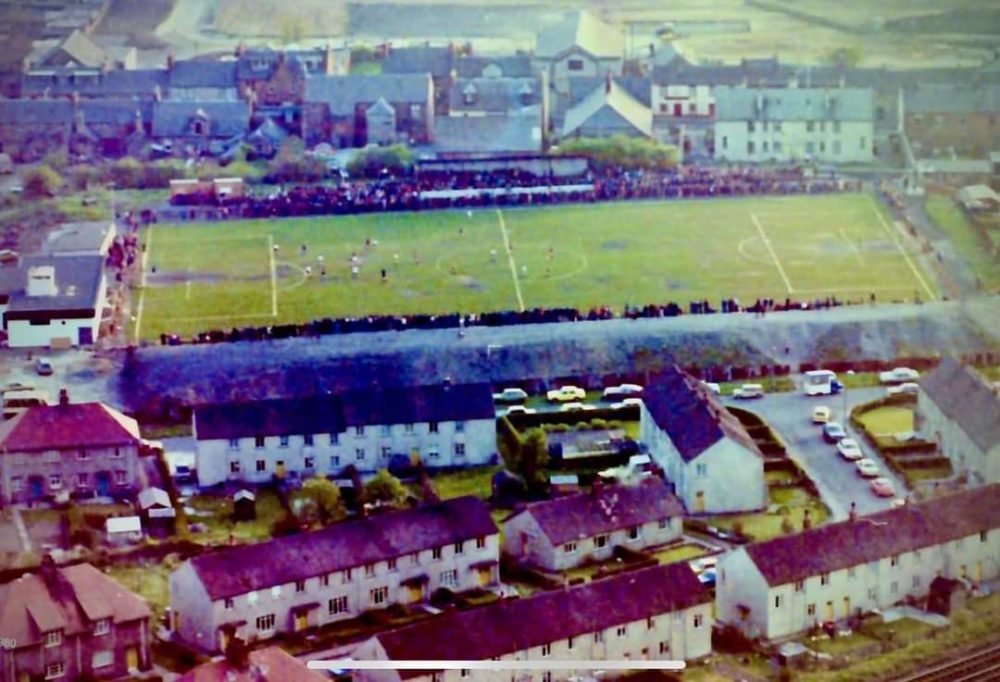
(23, 165), (63, 199)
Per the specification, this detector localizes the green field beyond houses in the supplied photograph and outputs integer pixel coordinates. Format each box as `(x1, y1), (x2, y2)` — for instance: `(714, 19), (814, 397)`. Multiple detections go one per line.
(134, 193), (939, 340)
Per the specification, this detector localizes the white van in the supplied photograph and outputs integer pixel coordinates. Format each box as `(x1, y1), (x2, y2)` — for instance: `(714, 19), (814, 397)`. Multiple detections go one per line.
(803, 370), (843, 396)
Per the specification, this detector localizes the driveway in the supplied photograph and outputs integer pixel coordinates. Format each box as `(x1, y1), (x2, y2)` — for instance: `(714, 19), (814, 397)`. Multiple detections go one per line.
(723, 385), (908, 521)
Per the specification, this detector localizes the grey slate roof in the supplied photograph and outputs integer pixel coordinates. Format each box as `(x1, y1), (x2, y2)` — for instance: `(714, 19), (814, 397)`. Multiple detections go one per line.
(79, 99), (150, 126)
(22, 68), (168, 99)
(0, 99), (73, 124)
(535, 10), (624, 60)
(194, 383), (494, 441)
(53, 30), (107, 68)
(382, 46), (454, 79)
(43, 221), (114, 256)
(568, 76), (651, 107)
(920, 358), (1000, 453)
(432, 112), (541, 154)
(186, 496), (498, 600)
(372, 561), (708, 677)
(169, 59), (238, 89)
(4, 255), (104, 316)
(448, 77), (540, 114)
(305, 74), (432, 116)
(904, 83), (1000, 114)
(562, 80), (653, 137)
(714, 86), (874, 122)
(642, 367), (763, 462)
(151, 101), (250, 138)
(509, 477), (684, 546)
(454, 54), (534, 79)
(744, 483), (1000, 587)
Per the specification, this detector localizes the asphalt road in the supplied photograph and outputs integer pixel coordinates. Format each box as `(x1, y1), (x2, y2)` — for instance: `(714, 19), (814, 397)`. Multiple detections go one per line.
(722, 386), (909, 521)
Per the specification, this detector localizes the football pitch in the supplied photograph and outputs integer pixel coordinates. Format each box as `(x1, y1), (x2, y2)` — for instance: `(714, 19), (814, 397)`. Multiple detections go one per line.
(132, 193), (939, 341)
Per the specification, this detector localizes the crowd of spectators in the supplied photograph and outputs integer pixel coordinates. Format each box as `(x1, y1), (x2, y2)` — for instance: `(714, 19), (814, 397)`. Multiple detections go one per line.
(160, 164), (858, 222)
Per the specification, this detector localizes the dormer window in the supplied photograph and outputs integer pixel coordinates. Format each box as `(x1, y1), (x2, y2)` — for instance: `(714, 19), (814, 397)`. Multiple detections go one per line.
(93, 619), (110, 635)
(45, 630), (62, 647)
(462, 83), (477, 106)
(192, 119), (208, 135)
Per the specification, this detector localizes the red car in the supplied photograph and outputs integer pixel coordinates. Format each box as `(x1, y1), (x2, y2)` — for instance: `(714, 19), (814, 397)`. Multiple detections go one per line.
(870, 477), (896, 497)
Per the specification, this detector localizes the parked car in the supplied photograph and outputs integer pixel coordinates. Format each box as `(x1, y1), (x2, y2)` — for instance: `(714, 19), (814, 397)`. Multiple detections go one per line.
(492, 387), (528, 403)
(504, 405), (536, 416)
(697, 568), (717, 587)
(886, 382), (920, 396)
(691, 556), (718, 574)
(855, 458), (880, 478)
(34, 357), (54, 376)
(700, 381), (721, 395)
(602, 383), (643, 399)
(547, 386), (586, 402)
(611, 397), (644, 410)
(871, 477), (896, 497)
(559, 402), (595, 412)
(822, 421), (846, 443)
(879, 367), (920, 384)
(733, 383), (764, 399)
(836, 438), (863, 460)
(812, 406), (832, 424)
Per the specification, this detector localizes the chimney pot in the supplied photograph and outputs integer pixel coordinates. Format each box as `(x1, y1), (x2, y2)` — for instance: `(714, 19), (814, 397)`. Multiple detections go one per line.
(58, 388), (69, 406)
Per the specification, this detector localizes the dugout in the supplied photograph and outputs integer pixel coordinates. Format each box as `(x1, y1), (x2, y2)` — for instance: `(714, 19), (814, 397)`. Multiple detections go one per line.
(415, 155), (589, 179)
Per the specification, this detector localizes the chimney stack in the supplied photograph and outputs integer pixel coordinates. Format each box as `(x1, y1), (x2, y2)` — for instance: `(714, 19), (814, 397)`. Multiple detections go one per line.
(803, 509), (812, 531)
(58, 388), (69, 406)
(605, 72), (612, 95)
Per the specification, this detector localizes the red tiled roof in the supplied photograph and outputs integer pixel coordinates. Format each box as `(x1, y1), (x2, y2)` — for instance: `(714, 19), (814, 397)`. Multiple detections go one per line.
(0, 562), (151, 648)
(177, 646), (327, 682)
(745, 484), (1000, 586)
(0, 403), (140, 452)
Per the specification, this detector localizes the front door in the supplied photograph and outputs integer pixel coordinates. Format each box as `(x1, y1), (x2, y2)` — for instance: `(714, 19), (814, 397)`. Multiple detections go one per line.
(219, 629), (230, 652)
(78, 326), (93, 345)
(295, 611), (308, 632)
(974, 561), (982, 582)
(825, 601), (834, 622)
(695, 491), (705, 513)
(29, 476), (44, 500)
(126, 646), (138, 671)
(95, 471), (111, 496)
(276, 461), (286, 479)
(408, 584), (424, 603)
(843, 596), (851, 619)
(478, 567), (492, 586)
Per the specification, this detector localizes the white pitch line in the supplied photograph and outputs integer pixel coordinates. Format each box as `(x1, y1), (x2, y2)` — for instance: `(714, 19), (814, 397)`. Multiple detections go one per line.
(751, 213), (794, 293)
(133, 226), (153, 343)
(267, 234), (278, 317)
(163, 312), (278, 323)
(495, 208), (525, 312)
(869, 200), (936, 301)
(184, 261), (192, 300)
(838, 228), (864, 263)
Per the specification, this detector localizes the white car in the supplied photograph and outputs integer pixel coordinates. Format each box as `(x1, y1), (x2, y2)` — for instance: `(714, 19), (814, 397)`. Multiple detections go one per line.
(836, 438), (863, 460)
(879, 367), (920, 384)
(886, 382), (920, 396)
(812, 406), (832, 424)
(547, 386), (586, 402)
(492, 387), (528, 403)
(733, 383), (764, 399)
(560, 402), (595, 412)
(611, 397), (644, 410)
(603, 383), (643, 399)
(504, 405), (536, 416)
(856, 458), (880, 478)
(700, 381), (721, 395)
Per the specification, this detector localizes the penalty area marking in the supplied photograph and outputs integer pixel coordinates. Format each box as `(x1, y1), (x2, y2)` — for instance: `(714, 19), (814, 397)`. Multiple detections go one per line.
(838, 229), (864, 264)
(274, 261), (310, 291)
(133, 226), (153, 343)
(869, 200), (936, 301)
(750, 213), (794, 294)
(495, 208), (526, 312)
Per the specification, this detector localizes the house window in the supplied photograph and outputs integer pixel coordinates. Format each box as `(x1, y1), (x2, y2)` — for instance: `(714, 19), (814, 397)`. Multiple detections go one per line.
(271, 585), (282, 598)
(695, 463), (707, 477)
(955, 539), (964, 549)
(321, 574), (330, 587)
(381, 446), (392, 459)
(49, 475), (62, 490)
(388, 559), (397, 572)
(868, 588), (877, 600)
(567, 59), (584, 71)
(658, 518), (669, 530)
(541, 643), (551, 657)
(76, 474), (88, 488)
(693, 614), (704, 628)
(92, 651), (112, 668)
(819, 141), (826, 153)
(94, 619), (110, 635)
(820, 573), (830, 586)
(295, 580), (306, 593)
(568, 636), (575, 650)
(763, 141), (769, 153)
(342, 569), (352, 584)
(454, 443), (466, 457)
(404, 423), (414, 433)
(381, 425), (392, 437)
(455, 421), (465, 433)
(230, 461), (241, 474)
(440, 570), (458, 587)
(476, 537), (487, 550)
(432, 547), (443, 560)
(355, 426), (364, 436)
(461, 670), (471, 679)
(747, 141), (755, 154)
(429, 422), (439, 433)
(891, 581), (898, 594)
(891, 555), (899, 567)
(355, 449), (365, 461)
(774, 141), (783, 153)
(563, 542), (577, 554)
(659, 641), (670, 654)
(627, 526), (640, 540)
(256, 460), (266, 472)
(228, 438), (240, 450)
(111, 448), (122, 459)
(794, 580), (803, 592)
(247, 591), (258, 604)
(594, 631), (604, 643)
(981, 531), (988, 543)
(747, 121), (755, 133)
(847, 567), (856, 578)
(255, 436), (265, 449)
(806, 121), (815, 132)
(364, 563), (375, 577)
(543, 673), (552, 682)
(454, 541), (465, 555)
(428, 450), (440, 459)
(115, 471), (127, 485)
(807, 602), (816, 616)
(256, 614), (275, 632)
(11, 477), (22, 492)
(77, 448), (89, 461)
(224, 598), (234, 610)
(329, 596), (349, 614)
(860, 137), (866, 150)
(370, 586), (388, 605)
(304, 434), (314, 446)
(774, 595), (783, 608)
(304, 456), (314, 469)
(329, 433), (339, 445)
(45, 631), (62, 648)
(912, 576), (921, 589)
(330, 455), (340, 468)
(722, 135), (728, 149)
(616, 625), (627, 637)
(594, 534), (609, 549)
(279, 435), (289, 448)
(45, 662), (65, 680)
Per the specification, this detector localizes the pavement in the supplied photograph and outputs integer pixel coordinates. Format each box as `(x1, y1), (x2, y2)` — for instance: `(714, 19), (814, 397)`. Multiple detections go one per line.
(722, 385), (908, 520)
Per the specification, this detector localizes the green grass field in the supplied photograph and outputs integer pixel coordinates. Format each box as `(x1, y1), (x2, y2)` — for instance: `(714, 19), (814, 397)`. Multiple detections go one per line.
(134, 193), (939, 340)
